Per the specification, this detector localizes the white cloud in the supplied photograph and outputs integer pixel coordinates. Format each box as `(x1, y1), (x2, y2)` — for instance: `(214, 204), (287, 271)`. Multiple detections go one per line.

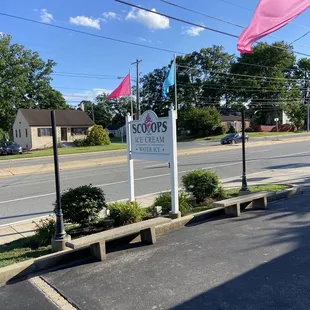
(138, 37), (151, 43)
(63, 88), (112, 101)
(126, 8), (170, 30)
(69, 16), (101, 29)
(40, 9), (54, 24)
(103, 12), (120, 20)
(183, 25), (205, 37)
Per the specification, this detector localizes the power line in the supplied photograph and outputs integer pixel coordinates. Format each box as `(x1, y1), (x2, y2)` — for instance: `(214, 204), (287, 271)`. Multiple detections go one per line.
(1, 11), (307, 78)
(115, 0), (310, 58)
(0, 12), (186, 55)
(218, 0), (310, 31)
(116, 0), (239, 38)
(160, 0), (244, 29)
(161, 0), (310, 50)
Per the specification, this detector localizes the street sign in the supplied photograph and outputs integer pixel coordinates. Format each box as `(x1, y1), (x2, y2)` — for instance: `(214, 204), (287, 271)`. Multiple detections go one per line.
(130, 110), (171, 162)
(126, 107), (180, 217)
(274, 118), (279, 122)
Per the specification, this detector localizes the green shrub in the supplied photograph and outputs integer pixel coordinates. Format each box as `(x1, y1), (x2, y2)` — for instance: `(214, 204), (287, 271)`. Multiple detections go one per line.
(245, 127), (255, 133)
(108, 201), (146, 227)
(33, 217), (56, 247)
(154, 192), (192, 214)
(87, 125), (111, 146)
(182, 169), (220, 204)
(58, 184), (107, 226)
(73, 138), (88, 147)
(212, 124), (226, 136)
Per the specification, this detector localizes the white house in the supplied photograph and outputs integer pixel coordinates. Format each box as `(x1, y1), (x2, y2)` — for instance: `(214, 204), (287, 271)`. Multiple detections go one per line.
(13, 109), (95, 150)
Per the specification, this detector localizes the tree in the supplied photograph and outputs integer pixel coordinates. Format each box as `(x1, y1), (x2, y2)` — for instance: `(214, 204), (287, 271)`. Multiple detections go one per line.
(139, 46), (234, 114)
(282, 102), (306, 129)
(0, 35), (68, 134)
(229, 42), (297, 124)
(93, 94), (113, 127)
(181, 107), (221, 137)
(80, 100), (94, 121)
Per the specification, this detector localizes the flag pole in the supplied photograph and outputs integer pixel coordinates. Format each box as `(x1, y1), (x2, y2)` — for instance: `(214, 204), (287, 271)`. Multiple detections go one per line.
(129, 69), (133, 118)
(174, 54), (177, 115)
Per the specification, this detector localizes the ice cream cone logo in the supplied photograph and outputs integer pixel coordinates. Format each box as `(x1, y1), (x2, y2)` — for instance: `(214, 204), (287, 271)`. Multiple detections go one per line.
(144, 113), (152, 133)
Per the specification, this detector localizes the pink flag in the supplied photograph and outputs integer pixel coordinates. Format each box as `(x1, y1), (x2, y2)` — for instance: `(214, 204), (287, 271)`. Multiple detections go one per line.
(108, 74), (131, 100)
(238, 0), (310, 54)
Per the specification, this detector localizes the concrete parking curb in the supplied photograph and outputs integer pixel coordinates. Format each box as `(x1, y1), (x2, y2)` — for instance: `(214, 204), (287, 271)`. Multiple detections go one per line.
(0, 184), (303, 287)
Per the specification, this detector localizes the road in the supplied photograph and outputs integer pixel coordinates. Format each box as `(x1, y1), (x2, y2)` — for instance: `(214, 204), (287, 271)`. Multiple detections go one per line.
(0, 139), (309, 225)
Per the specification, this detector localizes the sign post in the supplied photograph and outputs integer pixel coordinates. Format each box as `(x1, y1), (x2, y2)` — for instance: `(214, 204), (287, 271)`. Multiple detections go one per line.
(126, 114), (135, 202)
(126, 106), (180, 218)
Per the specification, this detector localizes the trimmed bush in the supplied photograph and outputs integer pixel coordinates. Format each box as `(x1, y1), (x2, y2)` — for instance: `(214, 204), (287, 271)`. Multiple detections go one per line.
(108, 201), (146, 227)
(212, 124), (226, 136)
(182, 169), (220, 204)
(58, 185), (107, 226)
(87, 125), (111, 146)
(33, 217), (56, 247)
(73, 138), (88, 147)
(154, 192), (192, 214)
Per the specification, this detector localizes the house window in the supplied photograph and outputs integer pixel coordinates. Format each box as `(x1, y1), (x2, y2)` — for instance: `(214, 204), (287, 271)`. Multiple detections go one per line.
(19, 129), (21, 138)
(71, 128), (88, 135)
(37, 128), (52, 137)
(15, 130), (18, 138)
(25, 128), (28, 138)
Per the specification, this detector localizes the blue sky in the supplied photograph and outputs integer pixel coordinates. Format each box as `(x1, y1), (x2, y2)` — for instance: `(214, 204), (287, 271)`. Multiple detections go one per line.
(1, 0), (310, 106)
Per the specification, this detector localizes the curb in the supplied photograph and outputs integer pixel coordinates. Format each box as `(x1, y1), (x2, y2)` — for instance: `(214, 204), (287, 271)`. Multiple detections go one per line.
(0, 184), (303, 287)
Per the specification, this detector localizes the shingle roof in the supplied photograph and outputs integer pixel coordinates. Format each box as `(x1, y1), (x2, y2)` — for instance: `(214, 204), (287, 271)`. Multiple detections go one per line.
(221, 115), (243, 122)
(19, 109), (95, 127)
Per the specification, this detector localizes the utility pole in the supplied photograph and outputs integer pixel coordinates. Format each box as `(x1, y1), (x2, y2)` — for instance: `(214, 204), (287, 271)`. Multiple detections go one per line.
(131, 59), (142, 119)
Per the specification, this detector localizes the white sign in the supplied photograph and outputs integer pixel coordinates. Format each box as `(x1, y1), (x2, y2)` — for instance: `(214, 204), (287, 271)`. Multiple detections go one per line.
(126, 108), (180, 217)
(130, 111), (171, 162)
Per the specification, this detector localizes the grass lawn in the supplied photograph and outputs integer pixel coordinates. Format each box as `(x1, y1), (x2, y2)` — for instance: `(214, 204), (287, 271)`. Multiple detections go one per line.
(224, 184), (289, 199)
(0, 143), (126, 161)
(0, 237), (51, 268)
(179, 131), (303, 142)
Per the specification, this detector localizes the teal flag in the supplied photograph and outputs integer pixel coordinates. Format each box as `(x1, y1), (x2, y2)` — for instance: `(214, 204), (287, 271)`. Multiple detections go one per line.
(162, 59), (175, 98)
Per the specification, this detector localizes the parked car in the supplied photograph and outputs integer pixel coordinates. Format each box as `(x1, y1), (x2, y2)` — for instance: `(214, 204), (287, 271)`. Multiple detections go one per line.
(0, 142), (23, 155)
(221, 133), (249, 145)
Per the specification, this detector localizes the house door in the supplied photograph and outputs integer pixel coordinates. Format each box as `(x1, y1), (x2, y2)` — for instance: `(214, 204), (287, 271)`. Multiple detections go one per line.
(61, 128), (68, 141)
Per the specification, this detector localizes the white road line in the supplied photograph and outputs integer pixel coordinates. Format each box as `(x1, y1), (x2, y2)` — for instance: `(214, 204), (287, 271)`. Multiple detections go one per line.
(1, 150), (310, 205)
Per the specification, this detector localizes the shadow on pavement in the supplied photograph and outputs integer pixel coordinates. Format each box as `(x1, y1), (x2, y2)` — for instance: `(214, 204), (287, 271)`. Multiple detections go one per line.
(173, 194), (310, 309)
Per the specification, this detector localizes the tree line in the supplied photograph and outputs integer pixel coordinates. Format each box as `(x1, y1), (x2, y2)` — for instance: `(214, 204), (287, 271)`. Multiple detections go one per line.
(1, 34), (309, 138)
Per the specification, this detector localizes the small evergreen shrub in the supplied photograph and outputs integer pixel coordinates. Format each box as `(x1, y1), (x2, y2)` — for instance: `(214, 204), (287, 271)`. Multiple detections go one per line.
(58, 184), (107, 226)
(87, 125), (111, 146)
(182, 169), (220, 204)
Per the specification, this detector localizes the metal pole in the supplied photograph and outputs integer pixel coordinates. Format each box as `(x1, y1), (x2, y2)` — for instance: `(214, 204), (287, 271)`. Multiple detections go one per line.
(126, 113), (135, 202)
(131, 59), (142, 119)
(51, 111), (66, 240)
(174, 54), (177, 113)
(129, 69), (133, 118)
(240, 107), (250, 194)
